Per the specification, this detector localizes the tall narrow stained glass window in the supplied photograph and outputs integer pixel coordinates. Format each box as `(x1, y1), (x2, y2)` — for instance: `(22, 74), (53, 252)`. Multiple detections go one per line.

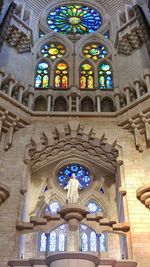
(40, 233), (47, 252)
(35, 62), (49, 89)
(80, 63), (94, 89)
(99, 63), (113, 89)
(47, 5), (102, 35)
(55, 62), (68, 89)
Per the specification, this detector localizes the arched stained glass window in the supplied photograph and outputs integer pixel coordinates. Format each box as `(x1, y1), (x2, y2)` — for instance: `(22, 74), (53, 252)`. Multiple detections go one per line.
(45, 201), (60, 213)
(40, 233), (47, 252)
(80, 63), (94, 89)
(99, 63), (113, 89)
(87, 200), (102, 213)
(90, 231), (97, 252)
(47, 5), (102, 35)
(83, 44), (108, 61)
(39, 224), (67, 252)
(41, 43), (66, 60)
(81, 233), (88, 252)
(57, 164), (91, 190)
(49, 231), (57, 252)
(35, 62), (49, 89)
(80, 224), (107, 253)
(100, 233), (107, 252)
(55, 62), (68, 89)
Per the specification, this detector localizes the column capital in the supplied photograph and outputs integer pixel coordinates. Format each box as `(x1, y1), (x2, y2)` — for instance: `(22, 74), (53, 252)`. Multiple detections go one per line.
(47, 89), (53, 97)
(144, 69), (150, 79)
(123, 84), (131, 92)
(114, 87), (121, 96)
(0, 67), (5, 77)
(133, 79), (141, 85)
(7, 74), (16, 83)
(28, 85), (34, 95)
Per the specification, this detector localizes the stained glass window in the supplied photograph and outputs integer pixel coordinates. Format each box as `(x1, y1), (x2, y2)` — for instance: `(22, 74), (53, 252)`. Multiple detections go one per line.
(35, 62), (49, 88)
(100, 233), (107, 252)
(45, 201), (60, 213)
(40, 233), (47, 252)
(55, 62), (68, 89)
(80, 63), (94, 89)
(41, 43), (66, 60)
(104, 30), (110, 39)
(47, 5), (102, 35)
(39, 224), (67, 252)
(58, 164), (91, 190)
(87, 201), (102, 213)
(39, 31), (45, 38)
(99, 63), (113, 89)
(83, 44), (108, 61)
(80, 224), (107, 253)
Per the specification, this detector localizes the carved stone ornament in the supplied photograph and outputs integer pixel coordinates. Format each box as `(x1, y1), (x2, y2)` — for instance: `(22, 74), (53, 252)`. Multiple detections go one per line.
(136, 184), (150, 209)
(24, 124), (119, 173)
(0, 182), (10, 204)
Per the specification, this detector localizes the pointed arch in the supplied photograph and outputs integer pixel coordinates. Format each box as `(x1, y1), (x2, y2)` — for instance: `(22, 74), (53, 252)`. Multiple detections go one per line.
(80, 61), (94, 89)
(81, 96), (94, 112)
(35, 61), (50, 89)
(34, 95), (47, 111)
(98, 61), (113, 89)
(54, 61), (69, 89)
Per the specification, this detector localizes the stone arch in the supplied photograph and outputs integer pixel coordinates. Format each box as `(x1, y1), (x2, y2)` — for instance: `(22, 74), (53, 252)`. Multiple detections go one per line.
(81, 96), (94, 112)
(34, 95), (47, 111)
(101, 97), (114, 112)
(54, 96), (67, 112)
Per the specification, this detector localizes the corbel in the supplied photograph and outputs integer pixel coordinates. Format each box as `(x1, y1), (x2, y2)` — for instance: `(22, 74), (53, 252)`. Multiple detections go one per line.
(4, 116), (19, 151)
(129, 119), (143, 152)
(140, 112), (150, 145)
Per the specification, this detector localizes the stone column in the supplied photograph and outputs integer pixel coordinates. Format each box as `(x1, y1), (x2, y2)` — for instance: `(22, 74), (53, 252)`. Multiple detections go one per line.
(133, 79), (141, 98)
(0, 67), (5, 89)
(18, 83), (25, 103)
(95, 90), (101, 112)
(76, 95), (80, 112)
(28, 85), (34, 109)
(114, 87), (121, 111)
(7, 74), (16, 96)
(144, 69), (150, 93)
(69, 95), (72, 112)
(47, 90), (53, 112)
(123, 85), (131, 105)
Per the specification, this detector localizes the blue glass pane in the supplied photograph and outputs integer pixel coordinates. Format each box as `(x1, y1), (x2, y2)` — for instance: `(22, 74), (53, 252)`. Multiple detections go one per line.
(90, 231), (97, 251)
(81, 233), (88, 252)
(99, 63), (113, 90)
(100, 233), (107, 252)
(45, 201), (60, 213)
(58, 233), (65, 251)
(40, 233), (47, 252)
(87, 201), (102, 213)
(58, 164), (91, 190)
(47, 5), (102, 35)
(49, 231), (57, 251)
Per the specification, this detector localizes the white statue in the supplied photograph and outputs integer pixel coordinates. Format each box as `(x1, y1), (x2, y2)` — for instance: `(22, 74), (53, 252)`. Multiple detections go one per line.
(64, 173), (81, 203)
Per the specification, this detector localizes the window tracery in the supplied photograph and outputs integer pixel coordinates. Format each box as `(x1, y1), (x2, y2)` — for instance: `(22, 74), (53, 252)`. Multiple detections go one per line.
(41, 43), (66, 60)
(45, 201), (61, 213)
(83, 44), (108, 61)
(87, 200), (102, 213)
(35, 62), (49, 89)
(47, 5), (102, 35)
(57, 164), (91, 190)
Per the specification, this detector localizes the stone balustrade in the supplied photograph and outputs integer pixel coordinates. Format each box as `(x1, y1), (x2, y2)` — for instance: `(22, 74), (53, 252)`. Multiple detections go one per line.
(0, 67), (150, 114)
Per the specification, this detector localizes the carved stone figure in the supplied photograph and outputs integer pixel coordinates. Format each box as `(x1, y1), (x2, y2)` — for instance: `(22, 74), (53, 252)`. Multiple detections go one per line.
(64, 173), (81, 203)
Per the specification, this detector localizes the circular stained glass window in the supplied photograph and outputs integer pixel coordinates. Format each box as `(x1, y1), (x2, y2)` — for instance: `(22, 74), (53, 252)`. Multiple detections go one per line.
(58, 164), (91, 190)
(83, 44), (108, 61)
(47, 5), (102, 35)
(41, 43), (66, 60)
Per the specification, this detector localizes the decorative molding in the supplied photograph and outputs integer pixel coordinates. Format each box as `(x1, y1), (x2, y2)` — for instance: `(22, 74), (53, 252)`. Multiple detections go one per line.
(0, 182), (10, 204)
(136, 184), (150, 209)
(24, 124), (119, 173)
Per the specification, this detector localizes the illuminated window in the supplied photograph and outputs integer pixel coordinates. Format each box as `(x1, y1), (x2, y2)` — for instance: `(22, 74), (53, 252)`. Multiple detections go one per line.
(104, 30), (110, 39)
(83, 44), (108, 61)
(55, 62), (68, 89)
(80, 63), (94, 89)
(35, 62), (49, 89)
(99, 63), (113, 89)
(40, 224), (67, 252)
(47, 5), (102, 35)
(41, 43), (66, 60)
(87, 200), (102, 213)
(57, 164), (91, 190)
(80, 224), (107, 252)
(45, 201), (60, 213)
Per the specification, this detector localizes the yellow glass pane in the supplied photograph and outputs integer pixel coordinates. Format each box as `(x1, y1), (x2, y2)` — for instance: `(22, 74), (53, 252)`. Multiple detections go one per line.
(57, 63), (67, 70)
(80, 76), (86, 89)
(62, 76), (68, 88)
(55, 75), (61, 87)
